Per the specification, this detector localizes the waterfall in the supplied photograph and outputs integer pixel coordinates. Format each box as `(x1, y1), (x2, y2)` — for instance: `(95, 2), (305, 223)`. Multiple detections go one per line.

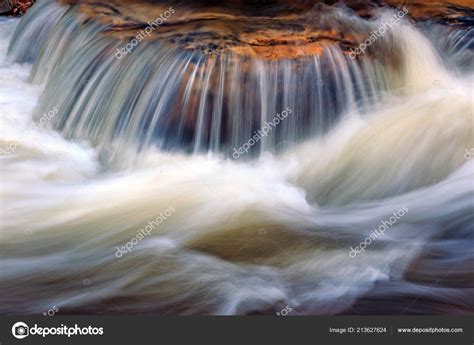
(0, 1), (473, 315)
(8, 0), (394, 165)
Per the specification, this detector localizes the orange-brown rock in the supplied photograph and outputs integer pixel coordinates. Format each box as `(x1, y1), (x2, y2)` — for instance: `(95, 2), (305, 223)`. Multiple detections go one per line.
(26, 0), (474, 59)
(0, 0), (36, 15)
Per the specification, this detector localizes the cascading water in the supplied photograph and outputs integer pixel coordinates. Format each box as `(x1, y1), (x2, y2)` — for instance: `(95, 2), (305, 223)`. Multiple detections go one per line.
(0, 1), (473, 315)
(8, 0), (394, 164)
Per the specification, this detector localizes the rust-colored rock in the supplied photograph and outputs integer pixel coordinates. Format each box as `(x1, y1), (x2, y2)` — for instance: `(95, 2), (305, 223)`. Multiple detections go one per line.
(0, 0), (36, 16)
(53, 0), (473, 60)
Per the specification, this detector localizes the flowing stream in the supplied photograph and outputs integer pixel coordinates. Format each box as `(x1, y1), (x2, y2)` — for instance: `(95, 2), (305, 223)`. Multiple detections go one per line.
(0, 1), (473, 315)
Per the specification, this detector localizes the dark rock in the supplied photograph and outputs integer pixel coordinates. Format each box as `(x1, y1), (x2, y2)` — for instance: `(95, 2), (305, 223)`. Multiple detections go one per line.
(0, 0), (36, 16)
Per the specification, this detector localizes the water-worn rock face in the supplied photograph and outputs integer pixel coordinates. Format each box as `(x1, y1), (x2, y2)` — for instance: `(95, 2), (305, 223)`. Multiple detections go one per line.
(48, 0), (472, 59)
(4, 0), (473, 59)
(0, 0), (36, 15)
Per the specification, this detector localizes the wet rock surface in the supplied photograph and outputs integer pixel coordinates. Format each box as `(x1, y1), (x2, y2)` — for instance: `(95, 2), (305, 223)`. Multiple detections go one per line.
(0, 0), (36, 16)
(50, 0), (473, 59)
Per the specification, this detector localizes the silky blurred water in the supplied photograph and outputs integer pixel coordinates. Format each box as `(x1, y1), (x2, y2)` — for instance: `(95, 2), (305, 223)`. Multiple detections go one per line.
(0, 4), (473, 315)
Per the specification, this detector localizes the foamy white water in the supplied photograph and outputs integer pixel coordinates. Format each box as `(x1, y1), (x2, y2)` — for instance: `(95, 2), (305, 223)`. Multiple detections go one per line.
(0, 7), (473, 315)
